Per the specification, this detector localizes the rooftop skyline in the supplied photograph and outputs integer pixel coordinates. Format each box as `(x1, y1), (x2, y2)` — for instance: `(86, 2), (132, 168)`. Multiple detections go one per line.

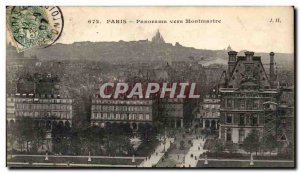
(6, 7), (294, 53)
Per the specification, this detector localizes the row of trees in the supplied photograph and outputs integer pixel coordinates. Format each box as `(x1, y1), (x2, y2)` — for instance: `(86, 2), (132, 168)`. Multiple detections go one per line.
(8, 117), (47, 153)
(242, 129), (282, 156)
(51, 123), (135, 156)
(8, 117), (158, 156)
(210, 129), (285, 157)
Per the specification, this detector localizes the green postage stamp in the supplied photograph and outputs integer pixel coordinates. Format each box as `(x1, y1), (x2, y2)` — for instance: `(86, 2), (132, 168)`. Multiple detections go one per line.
(6, 6), (64, 52)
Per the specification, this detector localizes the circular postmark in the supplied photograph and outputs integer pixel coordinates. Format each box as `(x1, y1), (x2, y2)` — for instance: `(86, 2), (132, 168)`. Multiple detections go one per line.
(9, 6), (64, 50)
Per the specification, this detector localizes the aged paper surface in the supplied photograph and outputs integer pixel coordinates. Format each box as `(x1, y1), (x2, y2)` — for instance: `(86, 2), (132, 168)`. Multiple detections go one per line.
(6, 6), (294, 168)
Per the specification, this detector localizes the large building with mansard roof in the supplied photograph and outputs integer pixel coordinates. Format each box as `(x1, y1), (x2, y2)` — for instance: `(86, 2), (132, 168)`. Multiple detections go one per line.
(218, 51), (279, 146)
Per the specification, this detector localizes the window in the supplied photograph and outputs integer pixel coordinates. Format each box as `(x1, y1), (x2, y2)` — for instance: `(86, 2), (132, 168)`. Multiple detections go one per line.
(246, 100), (253, 109)
(240, 99), (245, 109)
(253, 100), (259, 109)
(227, 99), (233, 108)
(226, 114), (233, 124)
(251, 114), (258, 125)
(139, 114), (143, 120)
(145, 114), (150, 120)
(239, 129), (245, 142)
(103, 113), (107, 119)
(226, 128), (232, 141)
(145, 107), (150, 111)
(132, 114), (136, 120)
(239, 114), (245, 125)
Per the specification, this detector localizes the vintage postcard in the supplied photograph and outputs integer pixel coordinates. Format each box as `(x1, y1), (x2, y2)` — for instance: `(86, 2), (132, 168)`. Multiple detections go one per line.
(6, 6), (295, 168)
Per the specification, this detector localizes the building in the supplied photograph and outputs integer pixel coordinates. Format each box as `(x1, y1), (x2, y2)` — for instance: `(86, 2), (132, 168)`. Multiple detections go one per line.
(218, 51), (279, 145)
(158, 98), (184, 128)
(151, 30), (165, 44)
(91, 97), (157, 130)
(7, 93), (74, 129)
(196, 92), (220, 130)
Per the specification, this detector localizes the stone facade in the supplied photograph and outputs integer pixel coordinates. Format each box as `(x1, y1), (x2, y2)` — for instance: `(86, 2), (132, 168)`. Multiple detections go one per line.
(196, 93), (220, 130)
(159, 98), (184, 128)
(90, 97), (157, 130)
(219, 51), (279, 144)
(7, 93), (73, 128)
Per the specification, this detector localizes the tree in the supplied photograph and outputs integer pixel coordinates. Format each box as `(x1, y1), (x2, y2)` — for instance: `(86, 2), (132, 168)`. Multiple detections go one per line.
(212, 140), (224, 158)
(138, 123), (155, 142)
(242, 129), (260, 155)
(31, 124), (47, 153)
(260, 133), (279, 156)
(51, 122), (72, 154)
(11, 117), (47, 153)
(16, 117), (36, 152)
(180, 140), (185, 150)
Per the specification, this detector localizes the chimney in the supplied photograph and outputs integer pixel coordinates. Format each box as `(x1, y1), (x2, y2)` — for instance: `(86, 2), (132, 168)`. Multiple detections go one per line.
(228, 51), (237, 76)
(269, 52), (275, 87)
(245, 51), (254, 61)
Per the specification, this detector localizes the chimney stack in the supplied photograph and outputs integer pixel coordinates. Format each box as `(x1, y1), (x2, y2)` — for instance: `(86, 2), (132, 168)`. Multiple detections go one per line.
(228, 51), (237, 76)
(269, 52), (275, 87)
(245, 51), (254, 61)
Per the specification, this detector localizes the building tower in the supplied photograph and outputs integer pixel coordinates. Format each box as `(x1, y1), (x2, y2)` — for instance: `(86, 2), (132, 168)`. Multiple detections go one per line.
(269, 52), (276, 88)
(227, 51), (237, 78)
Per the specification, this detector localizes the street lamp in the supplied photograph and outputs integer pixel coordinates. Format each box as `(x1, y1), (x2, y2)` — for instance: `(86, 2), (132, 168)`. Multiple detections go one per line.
(204, 155), (208, 165)
(250, 153), (254, 166)
(88, 151), (91, 162)
(45, 152), (49, 161)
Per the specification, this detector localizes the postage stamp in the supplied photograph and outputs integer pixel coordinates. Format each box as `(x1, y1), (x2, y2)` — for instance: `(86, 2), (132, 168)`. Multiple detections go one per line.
(6, 6), (64, 52)
(6, 6), (295, 168)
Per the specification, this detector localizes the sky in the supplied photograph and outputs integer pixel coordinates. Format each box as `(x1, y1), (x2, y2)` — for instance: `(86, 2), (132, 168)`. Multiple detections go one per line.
(7, 6), (294, 53)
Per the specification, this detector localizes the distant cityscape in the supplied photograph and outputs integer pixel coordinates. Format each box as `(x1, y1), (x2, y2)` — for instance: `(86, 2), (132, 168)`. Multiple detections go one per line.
(6, 31), (295, 168)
